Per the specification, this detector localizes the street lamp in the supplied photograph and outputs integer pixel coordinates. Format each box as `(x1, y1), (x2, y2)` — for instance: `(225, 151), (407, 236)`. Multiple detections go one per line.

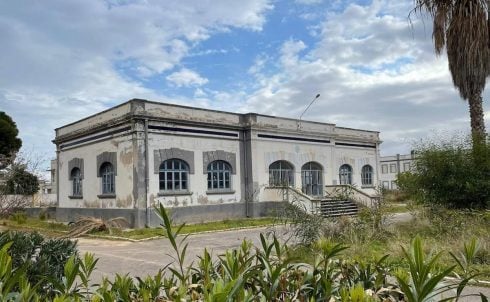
(297, 93), (320, 130)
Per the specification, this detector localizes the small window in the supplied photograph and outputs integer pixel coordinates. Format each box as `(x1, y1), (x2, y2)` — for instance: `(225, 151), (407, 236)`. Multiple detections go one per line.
(390, 164), (397, 173)
(207, 160), (231, 190)
(339, 164), (352, 185)
(381, 164), (388, 174)
(100, 162), (115, 194)
(159, 159), (189, 192)
(361, 165), (373, 186)
(391, 181), (397, 190)
(71, 168), (82, 196)
(382, 181), (390, 189)
(269, 161), (294, 186)
(403, 162), (411, 172)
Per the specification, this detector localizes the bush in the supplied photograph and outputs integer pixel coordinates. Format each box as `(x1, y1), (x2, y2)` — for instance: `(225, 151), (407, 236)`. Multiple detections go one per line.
(9, 211), (27, 224)
(397, 136), (489, 209)
(0, 231), (78, 295)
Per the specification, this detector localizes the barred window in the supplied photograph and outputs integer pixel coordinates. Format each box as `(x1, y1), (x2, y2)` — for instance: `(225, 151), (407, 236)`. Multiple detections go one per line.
(71, 168), (82, 196)
(159, 159), (189, 192)
(269, 161), (294, 186)
(339, 164), (352, 185)
(100, 162), (115, 194)
(207, 160), (231, 190)
(301, 162), (323, 196)
(361, 165), (373, 186)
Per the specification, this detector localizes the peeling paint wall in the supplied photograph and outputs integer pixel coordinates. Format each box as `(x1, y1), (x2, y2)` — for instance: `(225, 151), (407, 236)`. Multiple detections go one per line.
(58, 134), (135, 209)
(148, 131), (242, 208)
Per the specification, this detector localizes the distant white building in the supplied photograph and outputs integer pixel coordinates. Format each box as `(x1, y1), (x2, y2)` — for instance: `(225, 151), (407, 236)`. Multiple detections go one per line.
(379, 153), (415, 190)
(52, 99), (382, 227)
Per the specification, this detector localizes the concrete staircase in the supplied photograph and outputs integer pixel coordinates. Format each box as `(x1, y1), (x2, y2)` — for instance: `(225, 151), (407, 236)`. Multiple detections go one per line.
(318, 199), (359, 217)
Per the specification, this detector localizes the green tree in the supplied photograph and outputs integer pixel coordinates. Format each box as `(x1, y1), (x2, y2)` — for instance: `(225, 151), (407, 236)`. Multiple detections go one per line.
(4, 165), (39, 195)
(0, 112), (22, 169)
(397, 137), (489, 209)
(413, 0), (490, 141)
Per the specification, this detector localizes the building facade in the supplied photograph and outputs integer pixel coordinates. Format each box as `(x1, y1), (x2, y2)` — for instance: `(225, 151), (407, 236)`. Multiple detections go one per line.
(379, 153), (415, 190)
(53, 99), (382, 227)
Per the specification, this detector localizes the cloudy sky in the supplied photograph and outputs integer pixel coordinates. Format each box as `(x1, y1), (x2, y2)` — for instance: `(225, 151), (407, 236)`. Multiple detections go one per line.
(1, 0), (489, 172)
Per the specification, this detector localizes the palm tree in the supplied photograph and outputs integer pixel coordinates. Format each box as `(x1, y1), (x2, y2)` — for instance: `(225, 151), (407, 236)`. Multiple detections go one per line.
(413, 0), (490, 142)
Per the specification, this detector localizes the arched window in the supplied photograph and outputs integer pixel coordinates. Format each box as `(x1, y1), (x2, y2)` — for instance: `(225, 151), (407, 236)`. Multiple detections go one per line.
(339, 164), (352, 185)
(361, 165), (373, 186)
(71, 168), (82, 196)
(100, 162), (115, 194)
(269, 160), (294, 186)
(159, 159), (189, 191)
(207, 160), (231, 190)
(302, 162), (323, 196)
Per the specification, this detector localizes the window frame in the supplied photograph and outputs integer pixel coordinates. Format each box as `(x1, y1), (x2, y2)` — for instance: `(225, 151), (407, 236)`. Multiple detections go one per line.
(361, 165), (373, 186)
(390, 163), (397, 173)
(339, 164), (353, 185)
(70, 167), (82, 198)
(301, 162), (323, 196)
(269, 160), (295, 187)
(159, 158), (190, 194)
(100, 162), (115, 196)
(381, 164), (388, 174)
(207, 160), (232, 192)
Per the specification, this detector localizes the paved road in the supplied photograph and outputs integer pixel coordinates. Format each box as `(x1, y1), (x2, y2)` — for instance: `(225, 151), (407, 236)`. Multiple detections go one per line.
(77, 226), (285, 280)
(77, 225), (489, 301)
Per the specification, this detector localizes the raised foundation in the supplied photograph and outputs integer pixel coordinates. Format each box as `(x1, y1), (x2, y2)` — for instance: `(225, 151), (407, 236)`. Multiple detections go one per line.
(28, 201), (287, 228)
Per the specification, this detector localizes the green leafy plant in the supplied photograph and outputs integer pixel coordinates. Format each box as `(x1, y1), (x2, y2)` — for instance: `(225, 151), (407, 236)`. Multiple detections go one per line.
(395, 235), (478, 302)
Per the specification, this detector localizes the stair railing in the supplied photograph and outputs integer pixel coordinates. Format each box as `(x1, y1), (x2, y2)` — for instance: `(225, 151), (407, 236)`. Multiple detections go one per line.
(264, 186), (322, 214)
(324, 185), (380, 208)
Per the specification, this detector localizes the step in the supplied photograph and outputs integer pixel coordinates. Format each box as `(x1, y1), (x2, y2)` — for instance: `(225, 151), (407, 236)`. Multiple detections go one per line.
(317, 199), (359, 217)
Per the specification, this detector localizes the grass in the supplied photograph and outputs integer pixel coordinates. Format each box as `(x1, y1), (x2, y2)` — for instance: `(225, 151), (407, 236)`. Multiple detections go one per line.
(97, 217), (276, 240)
(0, 216), (276, 240)
(0, 217), (69, 237)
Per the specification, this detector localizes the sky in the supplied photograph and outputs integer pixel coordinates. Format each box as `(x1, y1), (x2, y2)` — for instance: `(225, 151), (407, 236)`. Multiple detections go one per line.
(1, 0), (489, 174)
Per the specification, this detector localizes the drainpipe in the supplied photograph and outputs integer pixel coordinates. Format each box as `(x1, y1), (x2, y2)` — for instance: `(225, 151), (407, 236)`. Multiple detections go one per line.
(56, 148), (60, 208)
(144, 119), (150, 226)
(242, 129), (250, 217)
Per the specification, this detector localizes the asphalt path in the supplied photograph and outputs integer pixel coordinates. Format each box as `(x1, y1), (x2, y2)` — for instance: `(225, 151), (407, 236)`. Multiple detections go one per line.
(77, 224), (489, 301)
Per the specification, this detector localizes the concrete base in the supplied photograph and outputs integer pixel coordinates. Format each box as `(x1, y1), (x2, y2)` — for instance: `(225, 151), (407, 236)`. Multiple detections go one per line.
(25, 207), (57, 220)
(29, 201), (287, 228)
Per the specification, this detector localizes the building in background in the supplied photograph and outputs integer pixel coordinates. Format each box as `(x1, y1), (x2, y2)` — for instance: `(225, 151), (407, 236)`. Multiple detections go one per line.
(379, 153), (415, 190)
(52, 99), (382, 227)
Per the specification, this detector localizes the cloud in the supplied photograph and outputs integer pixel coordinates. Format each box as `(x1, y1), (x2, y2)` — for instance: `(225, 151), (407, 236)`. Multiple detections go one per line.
(0, 0), (273, 169)
(239, 0), (489, 156)
(166, 68), (209, 87)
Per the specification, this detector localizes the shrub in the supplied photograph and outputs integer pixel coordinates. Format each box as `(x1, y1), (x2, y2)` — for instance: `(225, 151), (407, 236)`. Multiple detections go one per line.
(0, 231), (78, 295)
(397, 136), (490, 209)
(9, 211), (27, 224)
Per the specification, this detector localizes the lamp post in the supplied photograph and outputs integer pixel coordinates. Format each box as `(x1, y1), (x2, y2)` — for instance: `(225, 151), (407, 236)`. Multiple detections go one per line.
(297, 93), (320, 130)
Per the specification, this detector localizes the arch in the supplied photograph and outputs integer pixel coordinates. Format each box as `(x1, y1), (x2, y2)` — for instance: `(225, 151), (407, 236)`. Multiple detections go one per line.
(207, 160), (232, 190)
(70, 167), (82, 196)
(301, 161), (323, 196)
(361, 164), (373, 186)
(269, 160), (295, 186)
(339, 164), (353, 185)
(159, 158), (190, 192)
(100, 162), (115, 194)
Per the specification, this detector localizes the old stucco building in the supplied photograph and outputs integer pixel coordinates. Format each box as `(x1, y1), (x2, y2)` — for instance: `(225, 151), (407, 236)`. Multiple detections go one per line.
(53, 99), (381, 227)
